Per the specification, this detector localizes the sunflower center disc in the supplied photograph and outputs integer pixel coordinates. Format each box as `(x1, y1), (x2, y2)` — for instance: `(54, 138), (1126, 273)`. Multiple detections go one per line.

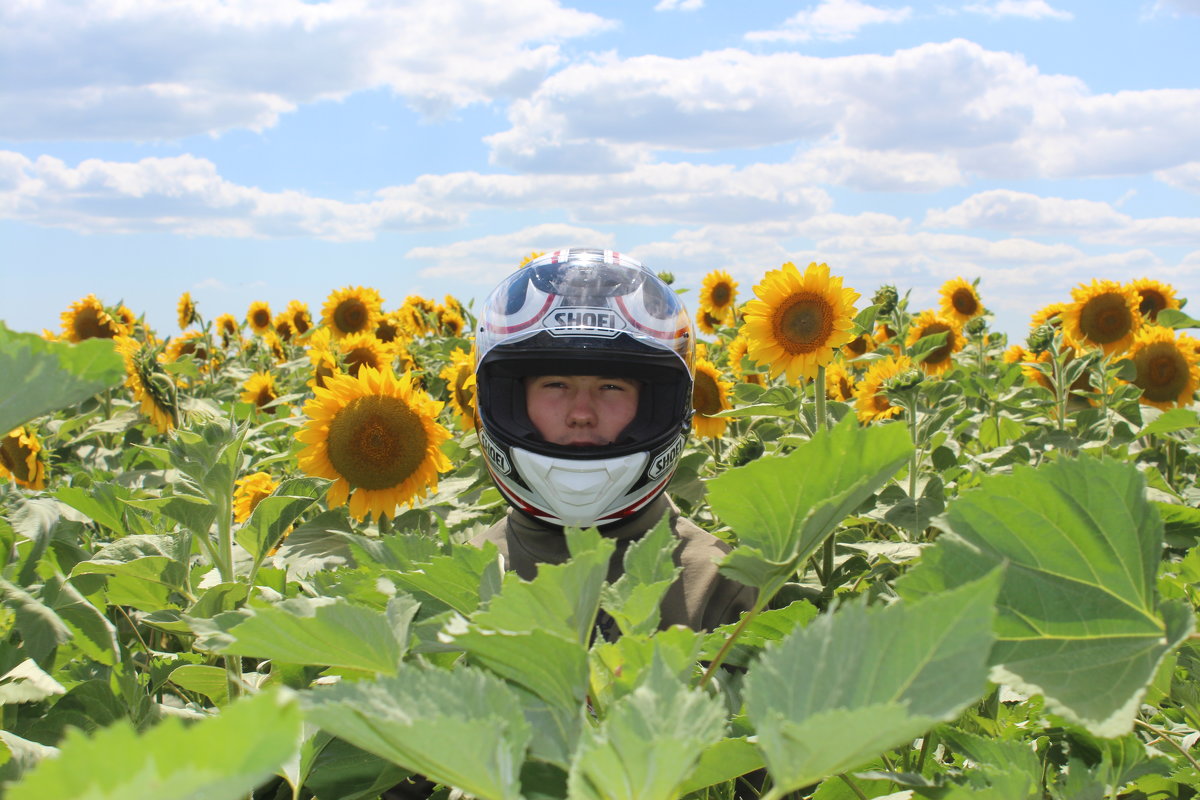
(776, 295), (833, 354)
(336, 299), (369, 334)
(253, 310), (270, 328)
(1080, 294), (1132, 344)
(345, 347), (379, 377)
(327, 395), (427, 491)
(712, 284), (731, 307)
(454, 372), (474, 414)
(75, 307), (116, 340)
(1137, 343), (1186, 402)
(0, 437), (30, 483)
(952, 289), (978, 316)
(922, 323), (954, 364)
(1138, 292), (1165, 318)
(845, 334), (869, 356)
(693, 373), (722, 416)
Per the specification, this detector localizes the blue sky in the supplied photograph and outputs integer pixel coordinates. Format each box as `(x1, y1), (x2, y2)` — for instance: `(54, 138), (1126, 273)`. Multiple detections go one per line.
(3, 0), (1198, 341)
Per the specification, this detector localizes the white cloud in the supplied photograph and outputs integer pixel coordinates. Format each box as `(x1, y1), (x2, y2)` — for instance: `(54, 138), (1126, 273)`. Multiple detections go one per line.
(924, 190), (1130, 233)
(745, 0), (912, 43)
(655, 0), (704, 11)
(1156, 162), (1200, 192)
(0, 151), (457, 240)
(0, 0), (611, 139)
(1151, 0), (1200, 16)
(485, 40), (1200, 181)
(409, 224), (617, 282)
(963, 1), (1073, 21)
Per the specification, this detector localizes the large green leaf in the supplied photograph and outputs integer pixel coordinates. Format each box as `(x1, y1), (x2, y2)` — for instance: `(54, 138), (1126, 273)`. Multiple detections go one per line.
(302, 664), (531, 800)
(743, 571), (999, 798)
(0, 323), (124, 434)
(898, 456), (1194, 737)
(599, 514), (680, 638)
(8, 689), (301, 800)
(567, 653), (726, 800)
(235, 476), (325, 562)
(389, 544), (504, 616)
(188, 594), (418, 675)
(709, 416), (912, 593)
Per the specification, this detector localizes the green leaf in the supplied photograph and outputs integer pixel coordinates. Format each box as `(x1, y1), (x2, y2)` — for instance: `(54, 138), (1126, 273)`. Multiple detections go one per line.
(1138, 407), (1199, 437)
(0, 659), (66, 705)
(235, 476), (325, 562)
(907, 329), (949, 364)
(0, 322), (124, 434)
(41, 574), (120, 665)
(1155, 308), (1200, 329)
(899, 457), (1194, 737)
(0, 579), (72, 664)
(54, 484), (134, 537)
(0, 731), (58, 787)
(567, 653), (727, 800)
(389, 544), (504, 616)
(71, 535), (191, 613)
(189, 594), (418, 676)
(168, 664), (228, 706)
(8, 689), (301, 800)
(743, 571), (999, 797)
(678, 737), (765, 796)
(296, 734), (411, 800)
(302, 664), (531, 800)
(700, 599), (818, 668)
(709, 415), (912, 593)
(600, 514), (680, 637)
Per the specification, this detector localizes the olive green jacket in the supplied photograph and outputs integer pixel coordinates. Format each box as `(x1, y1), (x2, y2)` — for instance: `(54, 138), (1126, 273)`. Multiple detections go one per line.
(470, 496), (755, 634)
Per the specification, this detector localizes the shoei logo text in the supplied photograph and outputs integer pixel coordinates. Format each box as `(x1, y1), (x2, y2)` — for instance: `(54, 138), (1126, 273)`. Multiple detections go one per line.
(648, 435), (685, 479)
(544, 306), (625, 337)
(480, 431), (511, 475)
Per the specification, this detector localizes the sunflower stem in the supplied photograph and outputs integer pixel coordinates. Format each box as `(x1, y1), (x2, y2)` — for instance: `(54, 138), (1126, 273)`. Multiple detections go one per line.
(815, 365), (828, 432)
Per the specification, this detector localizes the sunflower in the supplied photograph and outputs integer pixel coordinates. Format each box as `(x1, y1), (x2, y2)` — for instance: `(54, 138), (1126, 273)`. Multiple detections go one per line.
(337, 332), (393, 378)
(692, 358), (733, 439)
(286, 300), (313, 336)
(177, 292), (197, 330)
(696, 307), (726, 336)
(166, 330), (217, 373)
(323, 286), (384, 339)
(439, 308), (466, 338)
(233, 471), (280, 523)
(60, 294), (125, 342)
(215, 313), (241, 349)
(841, 332), (874, 361)
(1018, 348), (1054, 391)
(938, 277), (983, 325)
(906, 311), (963, 376)
(396, 301), (428, 337)
(1002, 344), (1025, 364)
(116, 335), (178, 433)
(296, 367), (452, 521)
(115, 304), (137, 332)
(270, 312), (295, 343)
(1063, 280), (1142, 356)
(743, 262), (859, 382)
(247, 301), (273, 335)
(1125, 326), (1200, 410)
(241, 372), (279, 410)
(438, 347), (477, 428)
(374, 311), (404, 344)
(1030, 302), (1067, 331)
(444, 294), (467, 320)
(0, 427), (46, 491)
(259, 331), (288, 364)
(855, 355), (911, 424)
(699, 270), (739, 321)
(1127, 278), (1179, 323)
(874, 323), (901, 355)
(824, 360), (856, 402)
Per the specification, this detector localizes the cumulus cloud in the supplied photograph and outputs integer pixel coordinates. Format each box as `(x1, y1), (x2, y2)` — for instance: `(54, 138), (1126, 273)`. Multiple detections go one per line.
(1156, 162), (1200, 192)
(963, 1), (1073, 20)
(745, 0), (912, 43)
(409, 224), (616, 282)
(923, 190), (1130, 233)
(0, 0), (610, 139)
(1151, 0), (1200, 16)
(0, 151), (457, 240)
(655, 0), (704, 11)
(484, 39), (1200, 181)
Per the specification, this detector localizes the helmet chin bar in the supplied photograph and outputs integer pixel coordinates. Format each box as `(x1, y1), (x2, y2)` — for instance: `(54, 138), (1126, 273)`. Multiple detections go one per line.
(509, 448), (650, 528)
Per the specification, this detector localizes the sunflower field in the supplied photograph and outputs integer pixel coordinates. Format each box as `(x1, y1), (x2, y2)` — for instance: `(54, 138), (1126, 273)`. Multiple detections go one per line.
(1, 263), (1199, 800)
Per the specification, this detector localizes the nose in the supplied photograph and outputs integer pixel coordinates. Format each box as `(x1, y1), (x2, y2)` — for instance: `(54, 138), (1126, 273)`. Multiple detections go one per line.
(566, 389), (597, 427)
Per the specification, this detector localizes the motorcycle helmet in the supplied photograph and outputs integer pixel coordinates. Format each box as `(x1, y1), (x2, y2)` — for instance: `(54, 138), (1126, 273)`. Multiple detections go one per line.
(475, 248), (694, 528)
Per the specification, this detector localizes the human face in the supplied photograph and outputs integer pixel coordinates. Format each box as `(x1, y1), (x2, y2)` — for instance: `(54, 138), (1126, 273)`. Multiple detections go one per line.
(525, 375), (640, 446)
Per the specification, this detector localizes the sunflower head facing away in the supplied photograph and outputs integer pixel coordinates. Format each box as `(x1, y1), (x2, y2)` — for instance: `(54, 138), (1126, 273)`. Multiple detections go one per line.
(699, 270), (739, 321)
(1127, 278), (1179, 323)
(906, 311), (964, 376)
(323, 286), (384, 339)
(438, 347), (477, 429)
(286, 300), (313, 336)
(233, 471), (280, 523)
(0, 427), (47, 491)
(177, 292), (197, 330)
(1125, 326), (1200, 410)
(824, 360), (857, 403)
(692, 358), (733, 439)
(60, 294), (126, 342)
(116, 334), (179, 433)
(247, 301), (273, 335)
(938, 277), (983, 325)
(855, 355), (911, 424)
(743, 262), (860, 382)
(1063, 280), (1142, 356)
(296, 366), (452, 521)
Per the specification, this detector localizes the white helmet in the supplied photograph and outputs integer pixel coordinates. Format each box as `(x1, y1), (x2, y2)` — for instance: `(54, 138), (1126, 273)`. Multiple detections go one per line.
(475, 248), (695, 528)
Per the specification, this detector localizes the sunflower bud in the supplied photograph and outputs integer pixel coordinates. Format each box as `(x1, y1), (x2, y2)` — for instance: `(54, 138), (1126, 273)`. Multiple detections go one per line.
(965, 316), (988, 337)
(884, 367), (924, 394)
(728, 433), (764, 467)
(872, 284), (898, 316)
(657, 271), (676, 285)
(1026, 324), (1055, 355)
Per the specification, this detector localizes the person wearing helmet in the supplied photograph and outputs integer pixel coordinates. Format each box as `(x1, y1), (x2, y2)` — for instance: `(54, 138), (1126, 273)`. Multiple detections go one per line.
(471, 248), (755, 635)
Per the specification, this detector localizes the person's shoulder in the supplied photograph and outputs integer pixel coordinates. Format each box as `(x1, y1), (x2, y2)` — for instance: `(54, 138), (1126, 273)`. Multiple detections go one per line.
(468, 514), (510, 553)
(670, 511), (734, 555)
